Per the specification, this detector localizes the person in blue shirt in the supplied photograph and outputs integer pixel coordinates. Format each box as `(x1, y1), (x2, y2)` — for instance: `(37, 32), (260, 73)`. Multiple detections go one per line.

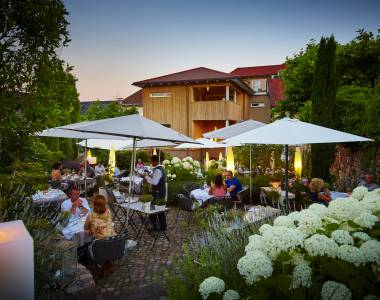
(225, 170), (242, 200)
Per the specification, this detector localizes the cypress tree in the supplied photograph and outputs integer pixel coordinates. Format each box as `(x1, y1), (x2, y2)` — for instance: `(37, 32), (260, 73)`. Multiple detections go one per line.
(311, 36), (337, 180)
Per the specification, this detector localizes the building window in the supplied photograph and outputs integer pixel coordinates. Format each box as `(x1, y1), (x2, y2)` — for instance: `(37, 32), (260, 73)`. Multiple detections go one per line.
(251, 103), (265, 108)
(150, 92), (172, 98)
(252, 79), (267, 94)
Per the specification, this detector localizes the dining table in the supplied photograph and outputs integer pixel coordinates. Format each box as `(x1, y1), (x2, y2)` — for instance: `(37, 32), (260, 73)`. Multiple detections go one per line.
(61, 214), (93, 247)
(189, 188), (213, 205)
(120, 176), (144, 194)
(260, 187), (296, 200)
(32, 188), (68, 206)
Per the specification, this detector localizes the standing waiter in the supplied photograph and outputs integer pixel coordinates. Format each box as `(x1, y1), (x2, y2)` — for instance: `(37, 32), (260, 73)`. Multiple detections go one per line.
(144, 155), (167, 230)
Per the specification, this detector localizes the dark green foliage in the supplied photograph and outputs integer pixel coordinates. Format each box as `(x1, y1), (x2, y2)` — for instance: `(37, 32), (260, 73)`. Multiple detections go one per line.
(311, 36), (337, 180)
(81, 100), (138, 121)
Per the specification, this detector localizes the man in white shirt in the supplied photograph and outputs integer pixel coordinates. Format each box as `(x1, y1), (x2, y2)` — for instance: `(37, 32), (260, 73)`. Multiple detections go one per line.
(61, 187), (90, 217)
(144, 155), (166, 200)
(95, 163), (106, 176)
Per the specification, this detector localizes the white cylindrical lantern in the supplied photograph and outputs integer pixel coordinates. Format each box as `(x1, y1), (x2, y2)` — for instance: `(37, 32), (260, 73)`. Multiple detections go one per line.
(0, 220), (34, 299)
(294, 147), (302, 178)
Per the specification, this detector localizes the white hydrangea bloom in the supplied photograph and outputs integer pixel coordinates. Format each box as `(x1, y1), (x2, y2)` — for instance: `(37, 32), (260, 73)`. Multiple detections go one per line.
(352, 186), (368, 200)
(290, 263), (312, 289)
(327, 198), (361, 222)
(199, 276), (225, 299)
(338, 245), (365, 267)
(182, 156), (193, 162)
(223, 289), (240, 300)
(162, 159), (170, 165)
(237, 250), (273, 284)
(297, 210), (322, 235)
(360, 240), (380, 264)
(246, 235), (266, 253)
(308, 203), (328, 218)
(182, 161), (192, 170)
(174, 163), (181, 168)
(304, 234), (339, 258)
(352, 231), (371, 242)
(354, 213), (379, 229)
(290, 252), (309, 266)
(322, 215), (340, 224)
(331, 230), (354, 245)
(171, 174), (176, 178)
(361, 196), (380, 214)
(262, 226), (303, 259)
(288, 211), (300, 222)
(171, 157), (181, 164)
(273, 215), (296, 228)
(321, 281), (352, 300)
(193, 160), (201, 168)
(259, 223), (272, 235)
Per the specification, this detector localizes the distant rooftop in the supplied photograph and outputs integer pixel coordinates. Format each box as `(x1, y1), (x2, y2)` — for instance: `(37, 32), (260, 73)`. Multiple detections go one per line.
(123, 89), (143, 106)
(231, 64), (287, 78)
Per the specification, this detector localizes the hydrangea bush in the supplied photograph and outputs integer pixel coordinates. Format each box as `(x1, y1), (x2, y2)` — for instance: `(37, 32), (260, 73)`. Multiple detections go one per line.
(162, 156), (202, 182)
(197, 186), (380, 299)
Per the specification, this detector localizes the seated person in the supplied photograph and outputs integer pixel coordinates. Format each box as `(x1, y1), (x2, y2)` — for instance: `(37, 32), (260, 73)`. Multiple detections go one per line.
(135, 158), (145, 171)
(357, 173), (378, 192)
(95, 162), (106, 176)
(51, 162), (63, 181)
(84, 195), (115, 275)
(309, 178), (331, 206)
(209, 174), (227, 197)
(225, 170), (242, 200)
(61, 187), (90, 217)
(78, 162), (96, 178)
(113, 166), (121, 177)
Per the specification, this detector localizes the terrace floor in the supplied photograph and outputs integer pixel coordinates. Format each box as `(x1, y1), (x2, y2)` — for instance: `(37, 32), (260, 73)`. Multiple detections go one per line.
(92, 208), (194, 300)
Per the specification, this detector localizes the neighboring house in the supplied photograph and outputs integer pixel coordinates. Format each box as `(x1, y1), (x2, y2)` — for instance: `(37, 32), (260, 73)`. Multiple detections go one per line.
(123, 89), (143, 115)
(230, 64), (286, 123)
(132, 67), (254, 139)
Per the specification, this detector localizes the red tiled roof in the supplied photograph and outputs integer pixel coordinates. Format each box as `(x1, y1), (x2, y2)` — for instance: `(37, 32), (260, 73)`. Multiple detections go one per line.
(231, 64), (287, 78)
(269, 78), (286, 107)
(134, 67), (241, 86)
(123, 89), (142, 106)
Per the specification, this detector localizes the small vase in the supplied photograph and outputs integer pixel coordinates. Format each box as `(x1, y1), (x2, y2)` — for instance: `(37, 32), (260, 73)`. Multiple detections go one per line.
(142, 202), (151, 212)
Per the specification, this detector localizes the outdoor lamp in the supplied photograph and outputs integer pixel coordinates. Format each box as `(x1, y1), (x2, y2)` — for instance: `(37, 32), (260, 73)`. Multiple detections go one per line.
(219, 152), (223, 161)
(0, 220), (34, 299)
(108, 145), (116, 176)
(226, 147), (235, 173)
(88, 156), (97, 165)
(205, 151), (210, 170)
(87, 149), (92, 158)
(294, 146), (302, 178)
(153, 148), (157, 156)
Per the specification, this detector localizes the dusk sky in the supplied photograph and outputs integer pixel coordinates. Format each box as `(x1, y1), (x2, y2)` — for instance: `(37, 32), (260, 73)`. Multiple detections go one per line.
(61, 0), (380, 101)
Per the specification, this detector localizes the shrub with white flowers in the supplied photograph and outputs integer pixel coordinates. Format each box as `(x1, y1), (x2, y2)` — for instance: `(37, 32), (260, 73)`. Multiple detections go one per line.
(245, 234), (266, 253)
(308, 203), (328, 218)
(199, 276), (225, 299)
(223, 289), (239, 300)
(352, 231), (371, 242)
(327, 198), (361, 222)
(331, 230), (354, 245)
(353, 213), (379, 229)
(291, 263), (312, 289)
(237, 250), (273, 284)
(321, 281), (352, 300)
(304, 234), (339, 258)
(258, 223), (272, 235)
(352, 186), (368, 200)
(273, 215), (296, 228)
(297, 210), (323, 235)
(337, 245), (365, 267)
(163, 156), (202, 181)
(360, 240), (380, 264)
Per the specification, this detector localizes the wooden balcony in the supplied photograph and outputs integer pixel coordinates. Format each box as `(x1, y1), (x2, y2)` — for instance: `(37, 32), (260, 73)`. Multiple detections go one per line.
(191, 100), (242, 121)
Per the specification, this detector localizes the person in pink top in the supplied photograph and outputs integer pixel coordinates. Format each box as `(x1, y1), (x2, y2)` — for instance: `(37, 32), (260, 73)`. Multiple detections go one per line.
(209, 174), (227, 197)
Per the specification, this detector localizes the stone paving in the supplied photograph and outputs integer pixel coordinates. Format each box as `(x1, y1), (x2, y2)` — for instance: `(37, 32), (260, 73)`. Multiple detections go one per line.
(92, 207), (194, 300)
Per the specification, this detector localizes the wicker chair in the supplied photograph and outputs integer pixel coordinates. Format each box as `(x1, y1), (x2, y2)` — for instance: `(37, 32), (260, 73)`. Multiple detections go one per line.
(90, 234), (126, 266)
(234, 186), (249, 209)
(182, 182), (202, 197)
(207, 196), (232, 212)
(175, 194), (197, 225)
(106, 188), (125, 233)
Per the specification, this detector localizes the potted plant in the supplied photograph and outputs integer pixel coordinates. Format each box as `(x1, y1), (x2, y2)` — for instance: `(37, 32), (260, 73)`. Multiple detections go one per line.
(153, 197), (166, 207)
(267, 190), (281, 205)
(140, 194), (153, 212)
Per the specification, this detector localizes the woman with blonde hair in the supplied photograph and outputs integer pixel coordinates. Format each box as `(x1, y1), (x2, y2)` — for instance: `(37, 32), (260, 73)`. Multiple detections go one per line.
(309, 178), (331, 206)
(84, 195), (115, 275)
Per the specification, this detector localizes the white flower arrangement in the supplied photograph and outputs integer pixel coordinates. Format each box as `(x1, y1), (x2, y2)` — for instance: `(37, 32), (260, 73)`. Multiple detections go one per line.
(321, 281), (352, 300)
(352, 186), (368, 200)
(361, 195), (380, 214)
(162, 159), (170, 165)
(182, 156), (194, 162)
(360, 240), (380, 264)
(287, 211), (300, 222)
(199, 276), (225, 299)
(259, 224), (272, 235)
(223, 289), (240, 300)
(352, 231), (371, 242)
(262, 226), (303, 259)
(297, 210), (322, 235)
(304, 234), (339, 258)
(308, 203), (328, 218)
(353, 213), (379, 229)
(337, 245), (365, 267)
(331, 230), (354, 245)
(291, 263), (312, 289)
(326, 198), (361, 222)
(273, 215), (296, 229)
(182, 161), (192, 170)
(237, 250), (273, 284)
(171, 157), (181, 164)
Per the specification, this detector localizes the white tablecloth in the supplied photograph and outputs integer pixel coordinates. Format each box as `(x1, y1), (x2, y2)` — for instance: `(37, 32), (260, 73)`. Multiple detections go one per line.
(62, 215), (87, 240)
(120, 176), (144, 193)
(190, 188), (213, 204)
(244, 206), (281, 223)
(32, 189), (68, 205)
(330, 191), (349, 200)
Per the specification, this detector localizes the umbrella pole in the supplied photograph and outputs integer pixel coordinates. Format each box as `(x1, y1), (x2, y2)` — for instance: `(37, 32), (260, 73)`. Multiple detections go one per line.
(285, 144), (289, 209)
(126, 137), (137, 231)
(84, 139), (87, 198)
(250, 145), (252, 204)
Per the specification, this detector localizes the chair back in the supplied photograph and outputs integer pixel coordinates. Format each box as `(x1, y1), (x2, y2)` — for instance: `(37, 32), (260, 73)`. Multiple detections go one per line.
(208, 196), (232, 211)
(91, 234), (126, 265)
(106, 188), (118, 204)
(182, 182), (202, 196)
(177, 194), (195, 211)
(236, 187), (249, 203)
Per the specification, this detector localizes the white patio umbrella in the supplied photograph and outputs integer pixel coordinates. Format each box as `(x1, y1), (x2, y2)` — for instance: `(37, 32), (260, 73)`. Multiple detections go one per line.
(175, 138), (223, 149)
(54, 114), (198, 230)
(203, 120), (266, 202)
(77, 138), (176, 151)
(224, 117), (373, 201)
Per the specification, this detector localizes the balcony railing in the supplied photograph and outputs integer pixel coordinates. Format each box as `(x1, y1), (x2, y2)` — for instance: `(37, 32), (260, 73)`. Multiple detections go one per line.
(191, 100), (242, 121)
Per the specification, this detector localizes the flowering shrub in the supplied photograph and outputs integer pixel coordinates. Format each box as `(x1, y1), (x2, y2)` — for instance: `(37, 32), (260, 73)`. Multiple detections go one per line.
(199, 276), (225, 299)
(196, 185), (380, 299)
(162, 156), (202, 182)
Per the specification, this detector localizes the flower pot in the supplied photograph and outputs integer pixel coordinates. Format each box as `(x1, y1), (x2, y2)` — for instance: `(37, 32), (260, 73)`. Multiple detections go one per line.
(141, 202), (151, 212)
(270, 181), (281, 190)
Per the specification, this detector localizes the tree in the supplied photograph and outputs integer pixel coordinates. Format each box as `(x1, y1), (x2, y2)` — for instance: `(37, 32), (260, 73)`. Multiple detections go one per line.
(81, 100), (137, 121)
(310, 36), (337, 180)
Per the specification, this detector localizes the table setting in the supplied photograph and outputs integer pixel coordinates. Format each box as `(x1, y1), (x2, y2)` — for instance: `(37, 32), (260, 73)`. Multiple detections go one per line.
(32, 188), (68, 205)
